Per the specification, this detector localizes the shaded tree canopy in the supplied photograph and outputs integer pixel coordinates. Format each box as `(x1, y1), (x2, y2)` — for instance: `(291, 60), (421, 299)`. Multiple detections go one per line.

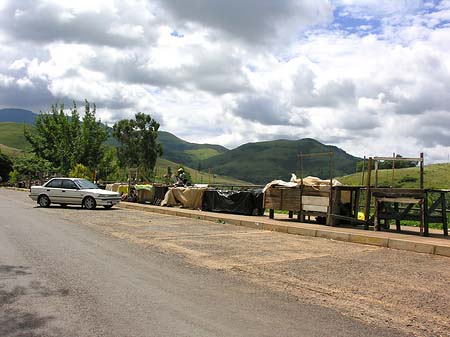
(0, 150), (13, 182)
(112, 113), (162, 174)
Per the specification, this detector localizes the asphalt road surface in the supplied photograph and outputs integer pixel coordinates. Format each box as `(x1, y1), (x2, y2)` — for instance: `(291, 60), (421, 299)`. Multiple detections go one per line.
(0, 189), (407, 337)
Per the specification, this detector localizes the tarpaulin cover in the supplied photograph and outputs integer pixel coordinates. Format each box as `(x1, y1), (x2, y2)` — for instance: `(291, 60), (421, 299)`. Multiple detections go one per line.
(263, 175), (342, 193)
(161, 187), (207, 209)
(117, 185), (129, 195)
(135, 184), (155, 203)
(202, 189), (264, 216)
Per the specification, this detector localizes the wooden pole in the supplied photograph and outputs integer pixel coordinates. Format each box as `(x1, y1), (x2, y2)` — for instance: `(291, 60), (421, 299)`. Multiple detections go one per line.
(328, 152), (334, 226)
(374, 160), (379, 188)
(361, 156), (366, 186)
(391, 152), (395, 188)
(364, 157), (373, 230)
(441, 192), (448, 236)
(419, 152), (424, 190)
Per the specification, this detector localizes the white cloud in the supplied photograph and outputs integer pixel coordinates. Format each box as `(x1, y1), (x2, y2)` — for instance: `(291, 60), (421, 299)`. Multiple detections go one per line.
(0, 0), (450, 164)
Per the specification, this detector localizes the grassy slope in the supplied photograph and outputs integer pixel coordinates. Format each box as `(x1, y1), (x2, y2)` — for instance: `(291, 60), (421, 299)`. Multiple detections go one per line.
(338, 163), (450, 189)
(0, 144), (25, 157)
(155, 158), (252, 185)
(201, 138), (359, 185)
(0, 122), (32, 150)
(157, 131), (227, 166)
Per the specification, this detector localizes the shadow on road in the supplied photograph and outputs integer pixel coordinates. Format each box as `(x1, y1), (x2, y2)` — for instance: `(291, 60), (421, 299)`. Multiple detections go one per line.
(0, 265), (67, 337)
(32, 205), (121, 211)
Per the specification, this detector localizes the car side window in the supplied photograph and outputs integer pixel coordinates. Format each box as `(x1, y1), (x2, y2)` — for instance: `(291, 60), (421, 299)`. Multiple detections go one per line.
(62, 180), (78, 189)
(46, 179), (62, 188)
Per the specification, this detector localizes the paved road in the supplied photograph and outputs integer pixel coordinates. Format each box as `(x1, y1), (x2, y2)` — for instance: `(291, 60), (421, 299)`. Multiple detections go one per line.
(0, 189), (405, 337)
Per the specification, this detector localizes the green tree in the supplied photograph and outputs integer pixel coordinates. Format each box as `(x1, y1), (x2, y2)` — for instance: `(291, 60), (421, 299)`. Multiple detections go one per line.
(25, 100), (107, 175)
(0, 149), (13, 182)
(79, 100), (108, 170)
(96, 148), (121, 181)
(12, 155), (54, 181)
(69, 163), (91, 180)
(113, 113), (163, 176)
(25, 103), (75, 174)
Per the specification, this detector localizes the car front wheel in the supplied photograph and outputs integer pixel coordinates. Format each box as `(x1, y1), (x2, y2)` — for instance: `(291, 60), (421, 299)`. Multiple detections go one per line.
(38, 195), (51, 207)
(83, 196), (96, 210)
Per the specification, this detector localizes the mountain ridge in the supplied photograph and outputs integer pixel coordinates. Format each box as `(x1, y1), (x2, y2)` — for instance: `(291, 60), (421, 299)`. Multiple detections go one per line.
(0, 108), (360, 183)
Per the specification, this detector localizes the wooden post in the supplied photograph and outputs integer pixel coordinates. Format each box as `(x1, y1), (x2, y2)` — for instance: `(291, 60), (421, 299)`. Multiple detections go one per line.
(327, 152), (334, 226)
(361, 156), (366, 186)
(374, 199), (380, 231)
(419, 199), (425, 236)
(374, 160), (379, 188)
(419, 152), (424, 190)
(364, 157), (373, 230)
(441, 191), (448, 236)
(391, 152), (395, 188)
(424, 194), (429, 236)
(394, 202), (401, 232)
(354, 189), (361, 220)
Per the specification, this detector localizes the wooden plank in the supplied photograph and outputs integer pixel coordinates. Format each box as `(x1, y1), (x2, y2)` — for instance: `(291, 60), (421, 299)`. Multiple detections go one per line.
(303, 205), (328, 213)
(264, 187), (302, 211)
(302, 196), (329, 206)
(302, 190), (330, 197)
(373, 156), (422, 162)
(376, 197), (422, 204)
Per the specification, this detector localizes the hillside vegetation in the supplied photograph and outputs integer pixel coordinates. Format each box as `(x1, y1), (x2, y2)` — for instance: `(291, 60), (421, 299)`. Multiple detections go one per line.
(0, 122), (32, 150)
(0, 122), (252, 185)
(157, 131), (227, 167)
(0, 144), (25, 157)
(1, 111), (361, 185)
(155, 158), (252, 186)
(201, 138), (359, 184)
(338, 163), (450, 189)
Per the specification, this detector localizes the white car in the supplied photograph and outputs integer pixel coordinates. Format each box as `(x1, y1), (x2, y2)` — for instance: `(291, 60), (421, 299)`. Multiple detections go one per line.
(29, 178), (121, 210)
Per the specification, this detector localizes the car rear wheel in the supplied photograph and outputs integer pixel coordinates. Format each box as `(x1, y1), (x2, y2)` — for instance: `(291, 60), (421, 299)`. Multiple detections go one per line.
(83, 196), (96, 210)
(38, 195), (51, 207)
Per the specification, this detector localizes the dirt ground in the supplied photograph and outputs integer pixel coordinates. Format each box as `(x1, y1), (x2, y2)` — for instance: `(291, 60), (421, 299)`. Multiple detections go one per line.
(46, 205), (450, 337)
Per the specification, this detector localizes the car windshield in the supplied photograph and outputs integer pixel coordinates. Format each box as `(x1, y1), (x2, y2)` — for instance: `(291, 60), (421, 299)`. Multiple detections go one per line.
(75, 179), (99, 190)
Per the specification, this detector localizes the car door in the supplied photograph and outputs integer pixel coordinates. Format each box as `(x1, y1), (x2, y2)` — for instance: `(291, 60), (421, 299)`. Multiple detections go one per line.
(61, 179), (83, 205)
(44, 178), (64, 203)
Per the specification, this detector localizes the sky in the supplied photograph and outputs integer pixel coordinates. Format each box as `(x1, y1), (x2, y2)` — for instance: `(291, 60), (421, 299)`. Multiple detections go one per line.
(1, 0), (450, 162)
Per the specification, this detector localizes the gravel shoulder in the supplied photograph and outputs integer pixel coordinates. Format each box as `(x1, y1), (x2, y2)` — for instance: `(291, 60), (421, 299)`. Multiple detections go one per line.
(2, 189), (450, 337)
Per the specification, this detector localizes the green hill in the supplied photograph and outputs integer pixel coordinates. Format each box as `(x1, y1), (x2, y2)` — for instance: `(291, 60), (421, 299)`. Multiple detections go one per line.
(200, 138), (360, 185)
(0, 121), (360, 186)
(157, 131), (227, 167)
(338, 163), (450, 189)
(0, 144), (25, 157)
(0, 122), (32, 150)
(155, 158), (252, 185)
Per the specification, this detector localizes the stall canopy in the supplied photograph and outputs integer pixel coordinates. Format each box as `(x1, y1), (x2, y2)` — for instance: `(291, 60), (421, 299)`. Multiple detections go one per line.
(202, 189), (264, 216)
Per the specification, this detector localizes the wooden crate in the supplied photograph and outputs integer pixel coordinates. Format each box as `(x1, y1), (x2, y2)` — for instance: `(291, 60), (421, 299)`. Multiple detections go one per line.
(264, 187), (302, 211)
